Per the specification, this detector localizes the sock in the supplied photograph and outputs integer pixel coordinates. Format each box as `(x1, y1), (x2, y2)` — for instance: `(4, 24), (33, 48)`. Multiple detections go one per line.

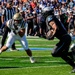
(29, 56), (33, 59)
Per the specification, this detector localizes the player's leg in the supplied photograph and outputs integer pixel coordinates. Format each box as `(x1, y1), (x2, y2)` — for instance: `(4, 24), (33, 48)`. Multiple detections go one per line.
(10, 43), (18, 51)
(70, 43), (75, 60)
(0, 34), (15, 53)
(0, 26), (8, 48)
(69, 35), (75, 59)
(51, 41), (65, 57)
(20, 35), (35, 63)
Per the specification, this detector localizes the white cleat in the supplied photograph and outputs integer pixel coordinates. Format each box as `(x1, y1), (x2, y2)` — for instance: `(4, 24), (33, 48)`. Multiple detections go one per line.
(30, 57), (35, 63)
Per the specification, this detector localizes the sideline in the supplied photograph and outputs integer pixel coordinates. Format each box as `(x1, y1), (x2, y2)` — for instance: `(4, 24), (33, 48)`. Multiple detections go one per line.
(6, 47), (53, 52)
(17, 48), (53, 51)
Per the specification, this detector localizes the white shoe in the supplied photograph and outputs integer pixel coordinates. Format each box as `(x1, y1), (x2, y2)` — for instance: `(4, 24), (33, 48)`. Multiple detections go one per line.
(30, 57), (35, 63)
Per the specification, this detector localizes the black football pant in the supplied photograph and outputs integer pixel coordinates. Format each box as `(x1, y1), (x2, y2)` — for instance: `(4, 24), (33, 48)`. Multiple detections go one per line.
(51, 34), (75, 67)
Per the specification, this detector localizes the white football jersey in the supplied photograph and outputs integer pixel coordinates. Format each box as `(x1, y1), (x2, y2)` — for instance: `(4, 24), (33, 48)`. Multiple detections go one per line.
(6, 19), (26, 34)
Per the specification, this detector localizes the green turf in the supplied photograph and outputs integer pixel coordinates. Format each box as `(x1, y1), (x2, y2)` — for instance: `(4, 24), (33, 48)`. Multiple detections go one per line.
(0, 50), (74, 75)
(15, 37), (58, 48)
(0, 36), (74, 75)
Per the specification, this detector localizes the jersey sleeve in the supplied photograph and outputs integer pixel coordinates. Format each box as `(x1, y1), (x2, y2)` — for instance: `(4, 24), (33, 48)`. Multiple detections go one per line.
(6, 20), (10, 28)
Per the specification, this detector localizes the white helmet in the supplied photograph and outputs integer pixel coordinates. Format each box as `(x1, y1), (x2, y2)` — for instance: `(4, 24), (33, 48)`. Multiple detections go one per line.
(13, 13), (23, 20)
(13, 13), (23, 26)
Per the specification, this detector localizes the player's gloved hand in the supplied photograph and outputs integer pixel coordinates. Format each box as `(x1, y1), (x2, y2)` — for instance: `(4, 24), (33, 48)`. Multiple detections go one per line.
(18, 29), (25, 37)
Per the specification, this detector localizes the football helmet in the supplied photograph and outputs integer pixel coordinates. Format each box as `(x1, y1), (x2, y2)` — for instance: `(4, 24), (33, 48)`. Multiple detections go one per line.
(13, 13), (23, 26)
(46, 15), (54, 31)
(42, 7), (54, 19)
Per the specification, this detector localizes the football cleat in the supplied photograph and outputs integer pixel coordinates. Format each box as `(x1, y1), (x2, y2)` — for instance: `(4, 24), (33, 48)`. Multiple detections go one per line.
(30, 57), (35, 63)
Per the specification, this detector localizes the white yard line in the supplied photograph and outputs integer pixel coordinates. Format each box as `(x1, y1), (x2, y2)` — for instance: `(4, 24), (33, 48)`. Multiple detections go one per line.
(0, 65), (69, 70)
(28, 39), (58, 41)
(23, 65), (69, 69)
(16, 48), (53, 50)
(44, 61), (64, 63)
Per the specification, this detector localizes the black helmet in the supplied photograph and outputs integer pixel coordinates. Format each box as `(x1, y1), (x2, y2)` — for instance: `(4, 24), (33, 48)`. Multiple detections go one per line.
(42, 7), (54, 19)
(46, 15), (54, 31)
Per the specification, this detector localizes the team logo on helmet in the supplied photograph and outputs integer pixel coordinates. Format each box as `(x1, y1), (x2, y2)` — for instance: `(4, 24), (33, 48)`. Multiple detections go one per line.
(47, 15), (53, 23)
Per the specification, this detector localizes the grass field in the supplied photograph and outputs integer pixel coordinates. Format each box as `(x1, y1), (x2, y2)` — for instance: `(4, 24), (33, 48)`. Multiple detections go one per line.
(0, 36), (75, 75)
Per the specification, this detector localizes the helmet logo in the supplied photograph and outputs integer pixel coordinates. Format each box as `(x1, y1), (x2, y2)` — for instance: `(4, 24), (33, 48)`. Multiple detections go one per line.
(47, 16), (53, 22)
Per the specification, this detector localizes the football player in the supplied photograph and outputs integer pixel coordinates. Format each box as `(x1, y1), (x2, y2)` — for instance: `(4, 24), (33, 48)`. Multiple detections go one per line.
(0, 13), (35, 63)
(42, 7), (75, 73)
